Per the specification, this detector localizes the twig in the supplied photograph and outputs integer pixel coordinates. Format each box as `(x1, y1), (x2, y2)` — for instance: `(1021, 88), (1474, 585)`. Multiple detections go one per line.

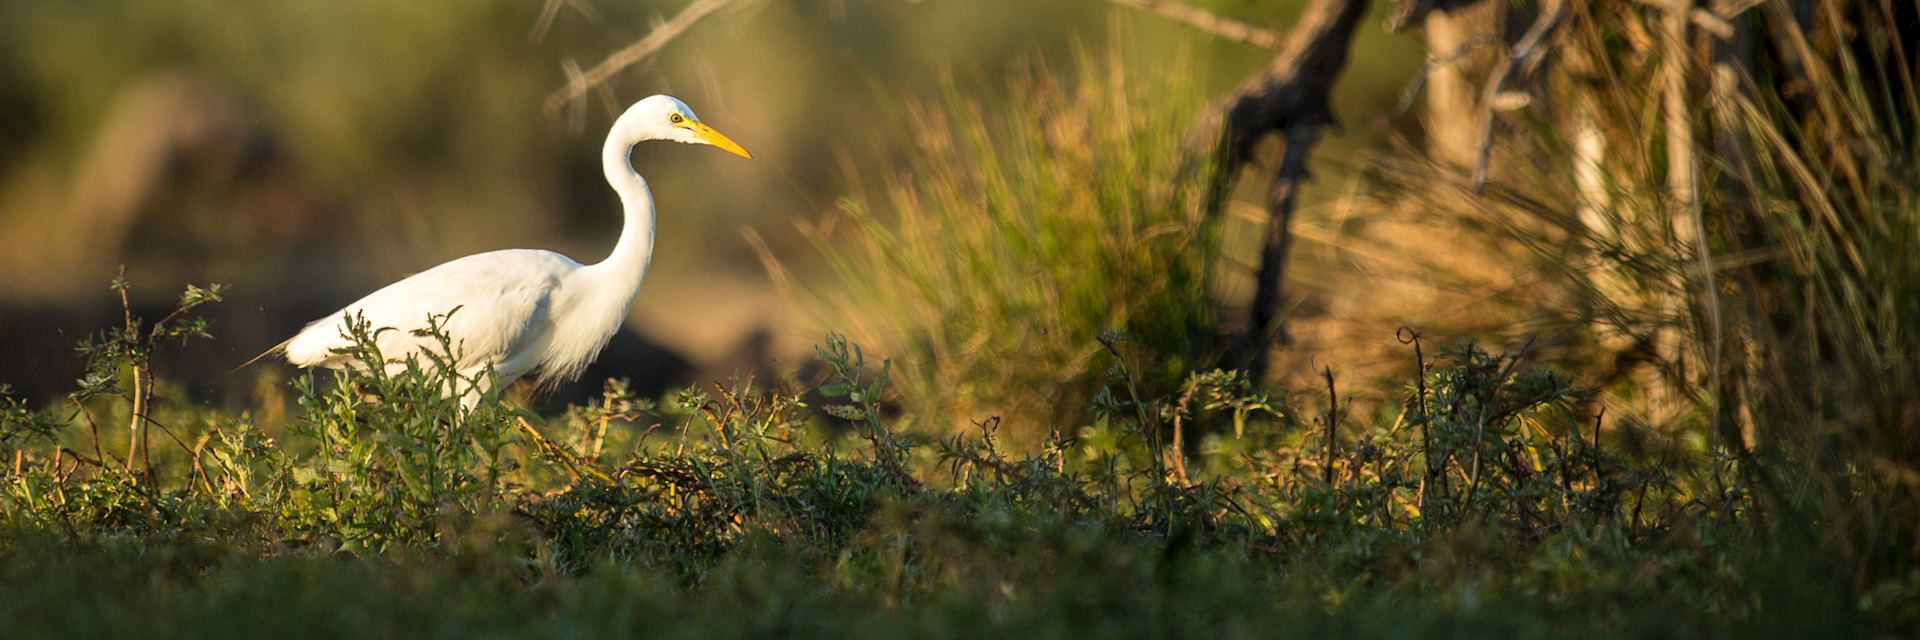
(1397, 326), (1438, 511)
(1103, 0), (1284, 50)
(189, 433), (215, 497)
(69, 397), (110, 469)
(516, 416), (613, 484)
(1096, 334), (1169, 488)
(1169, 377), (1201, 486)
(114, 266), (153, 479)
(46, 449), (105, 479)
(1629, 0), (1746, 39)
(1386, 0), (1487, 32)
(530, 0), (601, 43)
(1321, 365), (1339, 485)
(1393, 34), (1504, 116)
(141, 414), (202, 466)
(1592, 405), (1604, 448)
(1468, 0), (1570, 192)
(543, 0), (755, 115)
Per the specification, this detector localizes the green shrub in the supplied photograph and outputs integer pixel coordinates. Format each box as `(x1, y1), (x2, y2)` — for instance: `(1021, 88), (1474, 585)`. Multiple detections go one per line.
(282, 312), (519, 551)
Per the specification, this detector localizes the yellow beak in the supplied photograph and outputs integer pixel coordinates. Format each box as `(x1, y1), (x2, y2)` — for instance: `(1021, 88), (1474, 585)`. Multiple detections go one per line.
(690, 122), (752, 158)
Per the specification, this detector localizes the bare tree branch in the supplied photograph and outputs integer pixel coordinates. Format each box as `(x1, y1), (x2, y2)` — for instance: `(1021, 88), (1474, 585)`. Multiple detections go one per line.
(1188, 0), (1371, 382)
(1103, 0), (1285, 50)
(530, 0), (601, 43)
(1468, 0), (1569, 191)
(1387, 0), (1487, 32)
(1630, 0), (1748, 39)
(1393, 34), (1502, 116)
(543, 0), (755, 116)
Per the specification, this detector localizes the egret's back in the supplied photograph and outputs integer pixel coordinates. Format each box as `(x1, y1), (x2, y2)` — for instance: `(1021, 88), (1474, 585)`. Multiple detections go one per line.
(284, 249), (579, 385)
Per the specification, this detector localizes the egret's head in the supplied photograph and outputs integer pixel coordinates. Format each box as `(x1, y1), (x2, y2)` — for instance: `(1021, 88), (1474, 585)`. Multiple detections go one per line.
(613, 95), (751, 158)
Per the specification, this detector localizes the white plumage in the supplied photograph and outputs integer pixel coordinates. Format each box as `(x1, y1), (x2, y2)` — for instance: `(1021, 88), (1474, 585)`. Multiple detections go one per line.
(270, 95), (750, 404)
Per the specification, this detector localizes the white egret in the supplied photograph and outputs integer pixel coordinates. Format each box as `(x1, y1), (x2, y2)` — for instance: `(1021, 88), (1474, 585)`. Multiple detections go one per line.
(259, 95), (749, 405)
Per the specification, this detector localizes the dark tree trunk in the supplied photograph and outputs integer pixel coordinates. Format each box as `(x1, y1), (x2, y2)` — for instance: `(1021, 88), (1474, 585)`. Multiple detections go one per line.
(1197, 0), (1371, 382)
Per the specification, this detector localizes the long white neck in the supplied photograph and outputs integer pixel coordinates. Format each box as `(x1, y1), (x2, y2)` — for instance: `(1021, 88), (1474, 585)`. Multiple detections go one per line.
(588, 136), (655, 296)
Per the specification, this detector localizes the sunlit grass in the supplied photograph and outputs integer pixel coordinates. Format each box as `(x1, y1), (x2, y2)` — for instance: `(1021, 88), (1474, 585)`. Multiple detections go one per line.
(801, 50), (1223, 440)
(1360, 1), (1920, 603)
(0, 272), (1886, 636)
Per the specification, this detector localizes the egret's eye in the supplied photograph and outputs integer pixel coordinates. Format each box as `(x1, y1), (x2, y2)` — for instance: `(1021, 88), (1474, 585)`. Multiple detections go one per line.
(669, 114), (685, 124)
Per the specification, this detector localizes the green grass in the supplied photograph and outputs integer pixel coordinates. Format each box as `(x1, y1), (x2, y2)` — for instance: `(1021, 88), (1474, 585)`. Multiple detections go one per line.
(0, 284), (1894, 637)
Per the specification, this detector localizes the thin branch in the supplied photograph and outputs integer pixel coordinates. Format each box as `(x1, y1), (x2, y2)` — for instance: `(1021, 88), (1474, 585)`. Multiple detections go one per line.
(1630, 0), (1751, 39)
(543, 0), (754, 115)
(1469, 0), (1569, 192)
(1104, 0), (1285, 50)
(530, 0), (601, 43)
(1321, 365), (1340, 485)
(1398, 326), (1438, 512)
(69, 396), (109, 468)
(1387, 0), (1488, 32)
(1394, 34), (1504, 116)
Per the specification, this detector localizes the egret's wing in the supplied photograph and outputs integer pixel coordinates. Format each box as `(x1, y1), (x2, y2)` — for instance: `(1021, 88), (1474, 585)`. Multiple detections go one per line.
(285, 249), (577, 374)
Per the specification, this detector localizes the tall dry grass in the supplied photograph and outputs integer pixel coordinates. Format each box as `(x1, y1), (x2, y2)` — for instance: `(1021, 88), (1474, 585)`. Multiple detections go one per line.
(1357, 0), (1918, 592)
(797, 51), (1224, 438)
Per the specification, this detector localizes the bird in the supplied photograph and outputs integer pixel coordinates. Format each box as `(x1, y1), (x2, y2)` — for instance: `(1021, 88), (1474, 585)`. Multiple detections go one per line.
(250, 95), (750, 406)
